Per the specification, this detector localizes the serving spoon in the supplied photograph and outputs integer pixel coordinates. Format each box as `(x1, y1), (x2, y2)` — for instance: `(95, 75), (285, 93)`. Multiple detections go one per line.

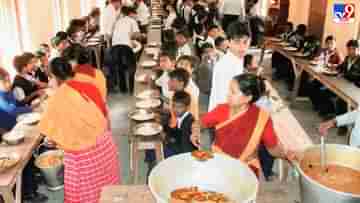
(320, 136), (327, 174)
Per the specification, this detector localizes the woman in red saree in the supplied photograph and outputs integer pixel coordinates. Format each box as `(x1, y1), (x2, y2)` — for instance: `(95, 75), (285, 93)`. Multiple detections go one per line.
(38, 58), (120, 203)
(193, 73), (289, 176)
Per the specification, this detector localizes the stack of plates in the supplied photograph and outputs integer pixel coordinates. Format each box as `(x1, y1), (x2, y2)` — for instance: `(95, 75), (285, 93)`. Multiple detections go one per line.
(136, 99), (161, 109)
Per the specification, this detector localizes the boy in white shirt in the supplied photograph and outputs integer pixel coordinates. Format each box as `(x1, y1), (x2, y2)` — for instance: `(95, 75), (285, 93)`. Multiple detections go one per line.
(175, 29), (194, 58)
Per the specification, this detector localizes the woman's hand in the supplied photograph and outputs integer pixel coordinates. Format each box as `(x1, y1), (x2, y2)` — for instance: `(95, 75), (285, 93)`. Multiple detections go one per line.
(190, 133), (201, 148)
(319, 119), (336, 136)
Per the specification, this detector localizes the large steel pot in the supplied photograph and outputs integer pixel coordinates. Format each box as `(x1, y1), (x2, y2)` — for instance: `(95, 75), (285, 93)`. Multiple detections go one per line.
(149, 152), (258, 203)
(296, 144), (360, 203)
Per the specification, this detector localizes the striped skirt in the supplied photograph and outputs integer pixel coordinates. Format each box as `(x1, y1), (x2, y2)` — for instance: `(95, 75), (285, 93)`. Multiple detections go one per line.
(64, 130), (121, 203)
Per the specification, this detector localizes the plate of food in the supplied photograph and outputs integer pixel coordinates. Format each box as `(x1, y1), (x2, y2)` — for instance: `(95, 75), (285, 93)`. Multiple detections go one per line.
(309, 60), (321, 65)
(136, 89), (159, 100)
(141, 60), (157, 68)
(279, 42), (290, 47)
(322, 69), (339, 76)
(148, 41), (160, 47)
(284, 46), (298, 52)
(0, 152), (21, 173)
(191, 150), (214, 162)
(136, 99), (161, 109)
(267, 37), (282, 42)
(170, 187), (233, 203)
(145, 47), (159, 55)
(129, 109), (155, 121)
(293, 52), (306, 57)
(17, 112), (41, 125)
(133, 122), (163, 136)
(2, 129), (26, 145)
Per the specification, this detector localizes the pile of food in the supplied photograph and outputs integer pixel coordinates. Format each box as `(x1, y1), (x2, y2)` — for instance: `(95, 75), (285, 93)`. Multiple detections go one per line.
(170, 187), (233, 203)
(36, 154), (63, 168)
(191, 150), (214, 161)
(301, 162), (360, 194)
(0, 153), (20, 172)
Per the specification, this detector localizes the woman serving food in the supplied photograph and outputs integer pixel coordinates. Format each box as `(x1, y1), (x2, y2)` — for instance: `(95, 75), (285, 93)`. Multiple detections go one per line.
(191, 73), (292, 176)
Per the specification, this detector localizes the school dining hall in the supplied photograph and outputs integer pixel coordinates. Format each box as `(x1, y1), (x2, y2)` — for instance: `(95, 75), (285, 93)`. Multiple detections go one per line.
(2, 0), (360, 202)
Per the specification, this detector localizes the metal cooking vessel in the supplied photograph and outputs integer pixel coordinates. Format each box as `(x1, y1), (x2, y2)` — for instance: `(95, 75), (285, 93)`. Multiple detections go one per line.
(296, 144), (360, 203)
(149, 153), (258, 203)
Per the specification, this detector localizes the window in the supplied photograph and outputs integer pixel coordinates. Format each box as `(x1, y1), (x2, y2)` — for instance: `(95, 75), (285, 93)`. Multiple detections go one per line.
(0, 0), (22, 76)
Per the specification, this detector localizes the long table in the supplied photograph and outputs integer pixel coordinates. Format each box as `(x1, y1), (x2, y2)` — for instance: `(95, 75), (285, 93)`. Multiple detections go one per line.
(0, 126), (42, 203)
(263, 39), (360, 109)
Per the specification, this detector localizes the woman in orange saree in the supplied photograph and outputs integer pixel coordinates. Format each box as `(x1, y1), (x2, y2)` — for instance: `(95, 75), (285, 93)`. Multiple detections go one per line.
(193, 74), (289, 176)
(62, 44), (107, 100)
(38, 58), (120, 203)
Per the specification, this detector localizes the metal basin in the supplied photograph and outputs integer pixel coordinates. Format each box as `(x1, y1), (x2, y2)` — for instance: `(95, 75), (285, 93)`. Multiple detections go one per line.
(149, 153), (258, 203)
(297, 144), (360, 203)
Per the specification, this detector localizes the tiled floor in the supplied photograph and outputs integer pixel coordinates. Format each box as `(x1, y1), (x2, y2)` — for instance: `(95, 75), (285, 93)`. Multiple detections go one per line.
(37, 50), (347, 203)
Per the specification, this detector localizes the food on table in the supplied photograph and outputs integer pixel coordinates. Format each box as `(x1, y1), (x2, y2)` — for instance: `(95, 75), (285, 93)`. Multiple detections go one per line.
(134, 123), (162, 136)
(136, 99), (161, 109)
(170, 187), (233, 203)
(0, 153), (20, 172)
(191, 150), (214, 161)
(130, 110), (155, 121)
(141, 60), (157, 67)
(36, 154), (63, 168)
(301, 162), (360, 194)
(136, 90), (159, 99)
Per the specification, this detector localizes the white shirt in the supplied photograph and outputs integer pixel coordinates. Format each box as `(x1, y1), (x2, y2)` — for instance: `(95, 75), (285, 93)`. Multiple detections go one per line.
(136, 2), (150, 25)
(189, 79), (200, 98)
(177, 43), (193, 58)
(219, 0), (246, 17)
(100, 4), (121, 36)
(205, 36), (215, 47)
(112, 16), (140, 47)
(164, 12), (177, 29)
(155, 71), (173, 99)
(208, 51), (244, 111)
(336, 109), (360, 147)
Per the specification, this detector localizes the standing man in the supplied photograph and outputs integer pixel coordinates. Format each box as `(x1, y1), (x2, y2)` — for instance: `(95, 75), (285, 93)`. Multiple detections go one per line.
(219, 0), (246, 32)
(111, 7), (140, 93)
(100, 0), (122, 44)
(208, 21), (250, 111)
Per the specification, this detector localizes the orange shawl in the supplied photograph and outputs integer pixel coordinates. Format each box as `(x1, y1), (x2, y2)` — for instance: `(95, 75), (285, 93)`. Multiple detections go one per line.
(38, 80), (107, 151)
(74, 64), (107, 100)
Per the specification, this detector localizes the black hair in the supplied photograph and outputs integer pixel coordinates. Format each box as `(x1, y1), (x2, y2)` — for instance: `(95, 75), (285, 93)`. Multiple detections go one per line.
(159, 49), (177, 61)
(226, 21), (251, 40)
(232, 73), (265, 103)
(176, 28), (192, 39)
(56, 31), (68, 40)
(13, 53), (35, 73)
(171, 18), (187, 31)
(325, 35), (335, 42)
(176, 55), (199, 70)
(296, 24), (307, 36)
(208, 24), (219, 32)
(214, 36), (226, 47)
(173, 91), (191, 107)
(169, 68), (190, 87)
(346, 39), (359, 48)
(62, 44), (91, 65)
(49, 57), (75, 81)
(244, 54), (254, 68)
(200, 42), (214, 50)
(285, 22), (293, 30)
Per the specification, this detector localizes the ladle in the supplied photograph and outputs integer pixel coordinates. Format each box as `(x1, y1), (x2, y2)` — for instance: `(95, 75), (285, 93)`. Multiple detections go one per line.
(320, 136), (327, 173)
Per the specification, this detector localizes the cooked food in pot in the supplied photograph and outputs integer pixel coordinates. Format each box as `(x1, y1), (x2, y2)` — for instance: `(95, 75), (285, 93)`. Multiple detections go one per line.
(170, 187), (233, 203)
(37, 154), (63, 168)
(191, 150), (214, 161)
(301, 162), (360, 194)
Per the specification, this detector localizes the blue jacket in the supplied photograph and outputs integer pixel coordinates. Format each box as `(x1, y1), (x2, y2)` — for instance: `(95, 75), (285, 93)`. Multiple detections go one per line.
(0, 90), (32, 130)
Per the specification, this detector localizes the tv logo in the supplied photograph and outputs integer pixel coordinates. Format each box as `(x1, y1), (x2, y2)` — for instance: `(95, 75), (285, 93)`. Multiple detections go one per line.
(333, 3), (356, 23)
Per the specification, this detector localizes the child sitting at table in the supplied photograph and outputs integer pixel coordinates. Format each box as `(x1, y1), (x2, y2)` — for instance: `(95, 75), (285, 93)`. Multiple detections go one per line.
(164, 91), (196, 157)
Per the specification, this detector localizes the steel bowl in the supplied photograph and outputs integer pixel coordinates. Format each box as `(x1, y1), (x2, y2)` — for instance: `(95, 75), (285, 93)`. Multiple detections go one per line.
(149, 153), (258, 203)
(133, 122), (163, 137)
(296, 144), (360, 203)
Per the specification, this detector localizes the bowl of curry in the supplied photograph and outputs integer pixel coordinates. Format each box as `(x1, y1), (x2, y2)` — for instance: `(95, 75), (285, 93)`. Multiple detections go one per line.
(297, 144), (360, 203)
